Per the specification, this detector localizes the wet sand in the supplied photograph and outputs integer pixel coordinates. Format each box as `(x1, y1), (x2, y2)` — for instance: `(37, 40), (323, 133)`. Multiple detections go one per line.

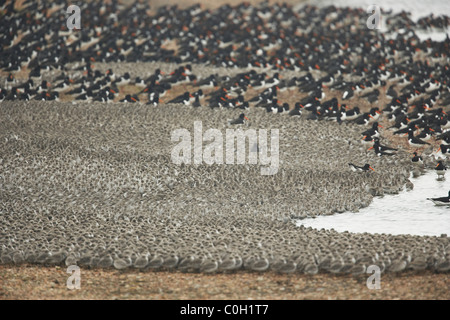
(0, 265), (448, 300)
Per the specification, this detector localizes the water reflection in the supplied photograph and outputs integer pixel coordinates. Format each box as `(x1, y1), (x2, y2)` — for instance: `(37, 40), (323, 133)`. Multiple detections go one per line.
(297, 171), (450, 236)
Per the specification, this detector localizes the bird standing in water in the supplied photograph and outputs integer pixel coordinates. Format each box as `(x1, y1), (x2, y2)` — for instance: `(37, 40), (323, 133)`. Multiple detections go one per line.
(427, 190), (450, 206)
(435, 160), (447, 180)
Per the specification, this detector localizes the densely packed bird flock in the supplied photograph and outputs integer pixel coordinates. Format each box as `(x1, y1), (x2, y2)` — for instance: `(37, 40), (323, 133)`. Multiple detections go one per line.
(0, 0), (449, 273)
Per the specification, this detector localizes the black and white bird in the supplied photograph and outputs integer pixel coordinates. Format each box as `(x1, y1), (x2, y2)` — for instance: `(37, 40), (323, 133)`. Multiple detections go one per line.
(435, 160), (447, 179)
(342, 85), (354, 100)
(427, 190), (450, 206)
(411, 152), (423, 166)
(407, 127), (431, 148)
(348, 163), (375, 172)
(435, 144), (450, 159)
(369, 138), (398, 156)
(342, 106), (361, 121)
(289, 103), (303, 117)
(167, 92), (193, 105)
(361, 122), (383, 139)
(228, 113), (249, 125)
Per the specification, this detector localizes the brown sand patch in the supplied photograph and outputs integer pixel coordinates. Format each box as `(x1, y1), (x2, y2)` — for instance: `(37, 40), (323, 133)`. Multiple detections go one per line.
(0, 264), (448, 300)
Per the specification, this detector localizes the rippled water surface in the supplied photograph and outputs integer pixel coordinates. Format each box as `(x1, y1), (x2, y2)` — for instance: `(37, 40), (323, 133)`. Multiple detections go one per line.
(297, 171), (450, 236)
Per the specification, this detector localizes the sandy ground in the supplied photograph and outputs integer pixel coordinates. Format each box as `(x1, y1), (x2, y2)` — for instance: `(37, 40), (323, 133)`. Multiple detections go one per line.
(0, 265), (448, 300)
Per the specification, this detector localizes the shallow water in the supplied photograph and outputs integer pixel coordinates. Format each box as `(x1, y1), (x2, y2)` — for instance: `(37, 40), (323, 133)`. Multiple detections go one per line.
(297, 171), (450, 236)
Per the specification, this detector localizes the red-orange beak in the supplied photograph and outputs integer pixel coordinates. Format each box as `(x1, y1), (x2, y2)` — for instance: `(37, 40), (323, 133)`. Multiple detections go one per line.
(244, 116), (249, 121)
(369, 166), (375, 171)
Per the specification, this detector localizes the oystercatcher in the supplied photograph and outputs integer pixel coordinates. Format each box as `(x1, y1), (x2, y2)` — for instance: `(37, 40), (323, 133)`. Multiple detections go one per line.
(407, 127), (431, 148)
(147, 92), (161, 106)
(386, 85), (398, 99)
(361, 89), (380, 104)
(348, 163), (375, 172)
(415, 126), (435, 141)
(353, 113), (372, 125)
(120, 94), (139, 103)
(361, 135), (374, 148)
(342, 106), (361, 121)
(411, 152), (423, 165)
(368, 107), (382, 122)
(361, 122), (382, 139)
(228, 113), (249, 125)
(342, 85), (354, 100)
(435, 144), (450, 159)
(435, 160), (447, 179)
(369, 138), (398, 154)
(168, 92), (193, 105)
(427, 190), (450, 206)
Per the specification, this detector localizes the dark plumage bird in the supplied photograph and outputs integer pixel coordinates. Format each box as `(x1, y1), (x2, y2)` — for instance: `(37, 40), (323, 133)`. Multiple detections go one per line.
(192, 95), (201, 107)
(120, 94), (139, 103)
(436, 144), (450, 158)
(147, 92), (161, 106)
(361, 122), (382, 138)
(407, 127), (431, 148)
(348, 163), (375, 172)
(415, 126), (435, 141)
(287, 103), (303, 117)
(342, 106), (360, 121)
(427, 190), (450, 206)
(370, 143), (395, 156)
(228, 113), (249, 125)
(361, 89), (380, 103)
(342, 85), (354, 100)
(435, 160), (447, 179)
(411, 152), (423, 165)
(167, 92), (193, 105)
(361, 135), (375, 148)
(369, 138), (398, 154)
(353, 113), (372, 125)
(386, 85), (398, 100)
(388, 113), (409, 130)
